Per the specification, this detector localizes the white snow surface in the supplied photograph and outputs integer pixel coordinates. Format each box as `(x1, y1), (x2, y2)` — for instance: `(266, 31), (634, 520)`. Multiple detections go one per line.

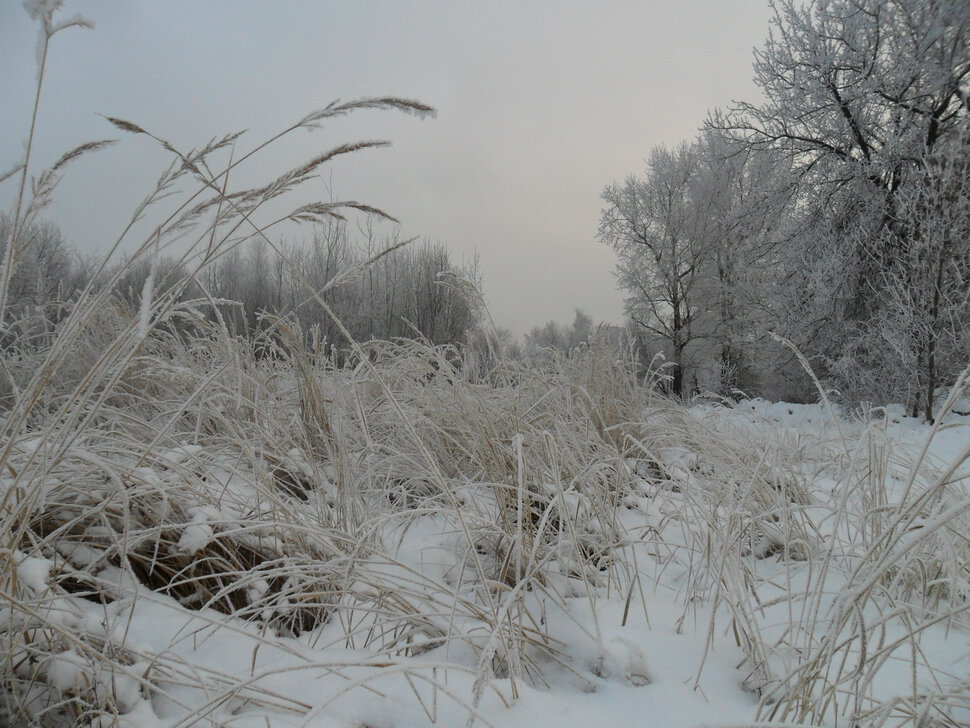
(16, 552), (52, 594)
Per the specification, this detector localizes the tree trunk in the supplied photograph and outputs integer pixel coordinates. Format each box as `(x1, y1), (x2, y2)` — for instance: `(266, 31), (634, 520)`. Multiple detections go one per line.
(923, 250), (946, 423)
(671, 300), (684, 397)
(671, 359), (684, 397)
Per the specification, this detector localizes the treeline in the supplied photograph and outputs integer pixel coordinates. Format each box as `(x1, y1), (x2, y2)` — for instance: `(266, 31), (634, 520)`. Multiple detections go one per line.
(0, 214), (479, 355)
(600, 0), (969, 418)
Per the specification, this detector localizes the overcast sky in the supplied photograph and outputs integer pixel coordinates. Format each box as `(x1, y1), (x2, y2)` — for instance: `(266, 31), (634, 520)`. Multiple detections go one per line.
(1, 1), (773, 336)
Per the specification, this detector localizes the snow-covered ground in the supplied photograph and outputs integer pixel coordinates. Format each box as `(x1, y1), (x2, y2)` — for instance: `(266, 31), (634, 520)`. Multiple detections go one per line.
(5, 359), (968, 727)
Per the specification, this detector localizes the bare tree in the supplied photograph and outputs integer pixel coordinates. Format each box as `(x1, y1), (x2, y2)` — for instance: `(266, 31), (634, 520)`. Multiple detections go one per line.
(691, 130), (797, 395)
(599, 143), (714, 396)
(523, 309), (595, 357)
(881, 140), (970, 419)
(719, 0), (968, 196)
(193, 221), (479, 353)
(0, 214), (76, 309)
(714, 0), (970, 411)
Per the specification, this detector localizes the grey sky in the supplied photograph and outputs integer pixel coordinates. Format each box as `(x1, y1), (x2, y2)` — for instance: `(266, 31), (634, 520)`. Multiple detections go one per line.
(1, 1), (773, 336)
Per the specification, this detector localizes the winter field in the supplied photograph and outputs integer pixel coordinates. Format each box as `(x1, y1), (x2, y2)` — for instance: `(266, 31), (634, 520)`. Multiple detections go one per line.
(4, 2), (970, 726)
(3, 326), (969, 727)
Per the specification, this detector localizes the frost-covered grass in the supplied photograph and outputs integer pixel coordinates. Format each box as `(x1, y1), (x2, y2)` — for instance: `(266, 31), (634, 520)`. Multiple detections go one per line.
(3, 4), (969, 726)
(1, 312), (968, 727)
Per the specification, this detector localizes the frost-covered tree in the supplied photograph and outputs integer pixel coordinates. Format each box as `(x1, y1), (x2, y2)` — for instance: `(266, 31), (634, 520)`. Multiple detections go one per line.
(715, 0), (970, 412)
(873, 141), (970, 419)
(721, 0), (968, 199)
(599, 143), (714, 396)
(197, 222), (479, 352)
(600, 133), (796, 398)
(690, 130), (797, 395)
(0, 214), (76, 312)
(524, 309), (595, 357)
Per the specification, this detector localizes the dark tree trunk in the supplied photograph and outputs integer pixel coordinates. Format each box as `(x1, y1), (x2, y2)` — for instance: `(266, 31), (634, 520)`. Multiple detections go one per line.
(671, 298), (684, 397)
(671, 360), (684, 397)
(923, 250), (946, 423)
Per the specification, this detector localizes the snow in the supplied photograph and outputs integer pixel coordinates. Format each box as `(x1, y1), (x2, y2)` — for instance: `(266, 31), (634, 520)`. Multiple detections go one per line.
(177, 506), (221, 554)
(7, 399), (969, 727)
(44, 649), (90, 694)
(16, 552), (51, 594)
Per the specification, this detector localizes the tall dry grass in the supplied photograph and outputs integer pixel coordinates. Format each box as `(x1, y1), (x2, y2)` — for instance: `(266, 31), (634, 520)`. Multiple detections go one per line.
(2, 4), (969, 727)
